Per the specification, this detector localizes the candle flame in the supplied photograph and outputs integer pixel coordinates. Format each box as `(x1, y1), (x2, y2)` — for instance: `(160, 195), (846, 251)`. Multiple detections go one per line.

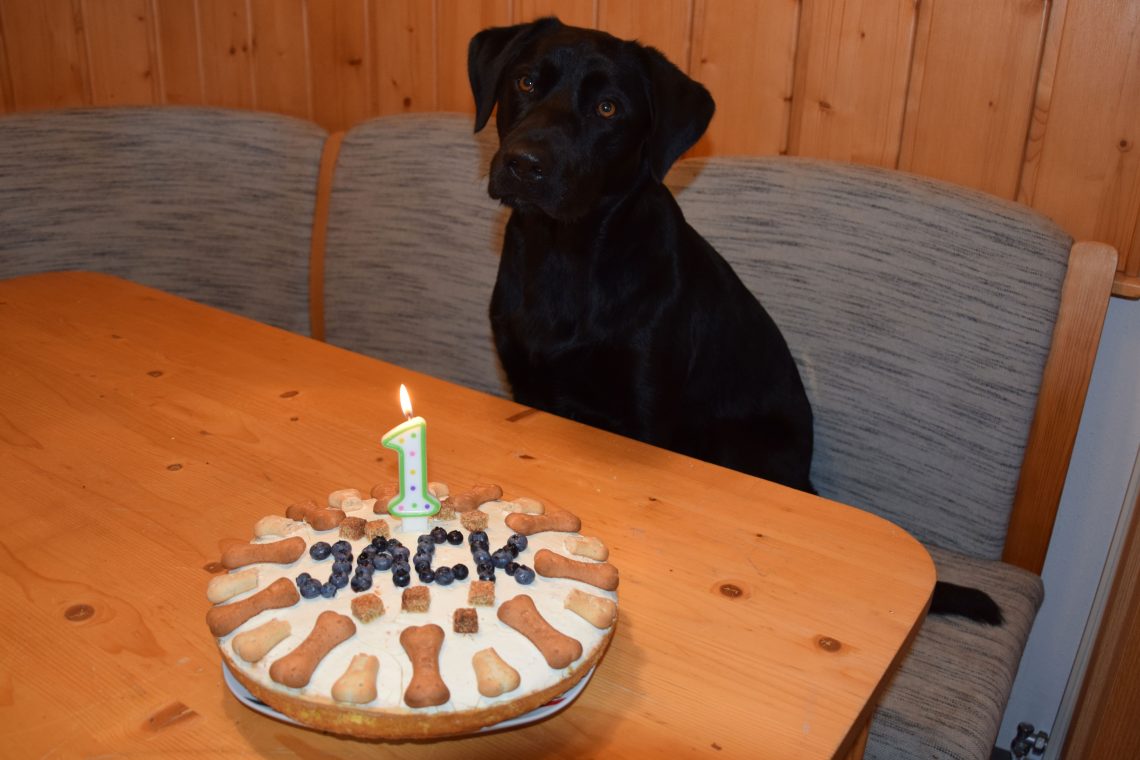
(399, 384), (414, 420)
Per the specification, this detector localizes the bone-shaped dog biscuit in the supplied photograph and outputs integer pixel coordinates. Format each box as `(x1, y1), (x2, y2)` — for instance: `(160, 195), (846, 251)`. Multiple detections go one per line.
(269, 610), (356, 688)
(207, 567), (259, 603)
(505, 508), (581, 536)
(472, 647), (521, 697)
(206, 577), (300, 637)
(285, 499), (346, 531)
(253, 514), (301, 538)
(332, 653), (379, 704)
(497, 594), (582, 669)
(328, 488), (362, 508)
(220, 536), (306, 569)
(505, 496), (545, 514)
(446, 484), (503, 513)
(231, 618), (291, 662)
(565, 535), (609, 561)
(534, 548), (619, 591)
(565, 588), (618, 629)
(400, 624), (450, 707)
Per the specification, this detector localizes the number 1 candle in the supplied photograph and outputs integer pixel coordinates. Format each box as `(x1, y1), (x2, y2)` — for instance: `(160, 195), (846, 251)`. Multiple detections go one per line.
(381, 384), (441, 533)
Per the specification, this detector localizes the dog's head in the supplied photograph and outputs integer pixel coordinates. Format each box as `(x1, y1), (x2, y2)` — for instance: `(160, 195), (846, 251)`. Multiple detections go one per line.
(468, 17), (714, 221)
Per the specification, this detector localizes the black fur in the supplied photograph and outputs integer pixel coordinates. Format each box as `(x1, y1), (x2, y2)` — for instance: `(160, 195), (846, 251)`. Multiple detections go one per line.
(468, 17), (1001, 625)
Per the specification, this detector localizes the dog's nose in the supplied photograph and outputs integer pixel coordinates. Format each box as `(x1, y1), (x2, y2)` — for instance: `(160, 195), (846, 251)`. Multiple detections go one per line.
(504, 148), (544, 182)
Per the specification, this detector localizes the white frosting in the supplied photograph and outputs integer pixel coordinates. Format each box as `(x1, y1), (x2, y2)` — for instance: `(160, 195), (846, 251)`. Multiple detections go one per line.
(216, 496), (617, 717)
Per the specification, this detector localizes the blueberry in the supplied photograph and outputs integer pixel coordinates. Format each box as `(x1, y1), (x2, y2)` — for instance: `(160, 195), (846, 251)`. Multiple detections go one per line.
(354, 563), (373, 577)
(435, 566), (455, 585)
(418, 569), (436, 584)
(371, 536), (388, 549)
(392, 569), (411, 587)
(300, 578), (322, 598)
(319, 581), (337, 598)
(507, 533), (528, 552)
(478, 569), (496, 582)
(413, 556), (433, 573)
(362, 544), (379, 557)
(356, 556), (374, 571)
(332, 559), (352, 575)
(308, 541), (332, 560)
(470, 539), (490, 553)
(350, 574), (372, 592)
(514, 565), (535, 585)
(472, 548), (492, 566)
(392, 560), (411, 576)
(330, 571), (349, 589)
(505, 544), (519, 558)
(504, 561), (519, 576)
(391, 546), (410, 563)
(430, 526), (448, 544)
(452, 563), (469, 580)
(295, 572), (312, 587)
(373, 551), (393, 571)
(476, 561), (494, 576)
(386, 537), (403, 550)
(468, 530), (488, 546)
(491, 549), (513, 569)
(446, 530), (463, 545)
(332, 540), (352, 555)
(416, 539), (435, 555)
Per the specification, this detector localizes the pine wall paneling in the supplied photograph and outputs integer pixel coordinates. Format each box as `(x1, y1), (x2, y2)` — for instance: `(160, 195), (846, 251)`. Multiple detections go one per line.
(0, 0), (1136, 293)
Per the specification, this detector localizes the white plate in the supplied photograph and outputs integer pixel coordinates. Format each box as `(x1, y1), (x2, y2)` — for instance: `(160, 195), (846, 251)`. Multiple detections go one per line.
(222, 661), (594, 735)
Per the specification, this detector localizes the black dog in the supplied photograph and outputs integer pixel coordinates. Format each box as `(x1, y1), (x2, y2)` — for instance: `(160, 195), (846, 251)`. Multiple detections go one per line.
(468, 17), (814, 492)
(468, 18), (1000, 624)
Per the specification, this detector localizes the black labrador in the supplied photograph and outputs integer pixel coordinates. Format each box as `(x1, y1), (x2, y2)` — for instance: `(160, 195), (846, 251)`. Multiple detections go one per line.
(467, 17), (1000, 624)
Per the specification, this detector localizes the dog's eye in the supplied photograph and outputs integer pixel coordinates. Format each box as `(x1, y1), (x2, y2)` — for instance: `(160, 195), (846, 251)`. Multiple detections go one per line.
(516, 76), (535, 93)
(596, 100), (617, 119)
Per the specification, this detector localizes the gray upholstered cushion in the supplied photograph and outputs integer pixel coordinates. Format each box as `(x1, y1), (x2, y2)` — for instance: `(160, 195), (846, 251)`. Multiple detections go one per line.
(867, 547), (1044, 760)
(323, 113), (509, 397)
(0, 107), (325, 334)
(666, 157), (1073, 561)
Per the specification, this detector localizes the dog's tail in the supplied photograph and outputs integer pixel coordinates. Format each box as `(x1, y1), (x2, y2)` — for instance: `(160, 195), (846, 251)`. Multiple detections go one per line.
(929, 581), (1003, 625)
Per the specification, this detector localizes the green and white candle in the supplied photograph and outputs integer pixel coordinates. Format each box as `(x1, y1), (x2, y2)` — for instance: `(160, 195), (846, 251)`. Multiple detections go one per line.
(381, 384), (441, 533)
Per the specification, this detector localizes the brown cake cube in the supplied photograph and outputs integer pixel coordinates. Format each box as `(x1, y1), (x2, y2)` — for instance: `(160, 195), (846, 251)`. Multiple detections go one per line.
(433, 502), (457, 522)
(401, 586), (431, 612)
(351, 593), (385, 623)
(365, 518), (390, 541)
(460, 510), (488, 532)
(453, 608), (479, 634)
(468, 580), (495, 607)
(339, 516), (367, 540)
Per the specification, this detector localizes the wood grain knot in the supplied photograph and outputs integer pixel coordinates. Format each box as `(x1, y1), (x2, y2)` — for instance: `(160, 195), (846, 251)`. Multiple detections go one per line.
(144, 701), (198, 732)
(517, 453), (536, 460)
(166, 463), (182, 471)
(64, 604), (94, 622)
(716, 582), (752, 600)
(816, 636), (842, 652)
(203, 562), (226, 574)
(279, 390), (299, 398)
(147, 370), (164, 377)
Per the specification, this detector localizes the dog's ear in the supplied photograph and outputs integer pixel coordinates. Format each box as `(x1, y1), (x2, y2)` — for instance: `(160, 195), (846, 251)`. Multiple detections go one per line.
(468, 17), (562, 133)
(640, 46), (715, 181)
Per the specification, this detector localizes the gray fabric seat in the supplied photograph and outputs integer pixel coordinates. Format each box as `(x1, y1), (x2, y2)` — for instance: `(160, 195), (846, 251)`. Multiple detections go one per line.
(323, 113), (509, 397)
(666, 157), (1070, 759)
(0, 107), (325, 335)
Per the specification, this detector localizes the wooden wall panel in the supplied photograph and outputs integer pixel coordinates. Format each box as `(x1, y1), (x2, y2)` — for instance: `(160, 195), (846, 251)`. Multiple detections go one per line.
(1019, 0), (1140, 290)
(0, 0), (1136, 292)
(788, 0), (915, 168)
(437, 0), (510, 113)
(599, 0), (692, 70)
(307, 0), (370, 130)
(196, 0), (254, 109)
(1, 0), (88, 109)
(898, 0), (1047, 199)
(80, 0), (159, 106)
(516, 0), (594, 27)
(371, 0), (435, 115)
(152, 0), (205, 105)
(690, 0), (799, 157)
(250, 0), (310, 119)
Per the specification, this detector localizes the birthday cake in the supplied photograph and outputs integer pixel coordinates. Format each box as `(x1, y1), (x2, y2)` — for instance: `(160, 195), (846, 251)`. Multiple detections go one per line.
(205, 482), (619, 739)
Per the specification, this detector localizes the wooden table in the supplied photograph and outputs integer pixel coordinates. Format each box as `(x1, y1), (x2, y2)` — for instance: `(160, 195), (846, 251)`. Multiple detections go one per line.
(0, 272), (934, 759)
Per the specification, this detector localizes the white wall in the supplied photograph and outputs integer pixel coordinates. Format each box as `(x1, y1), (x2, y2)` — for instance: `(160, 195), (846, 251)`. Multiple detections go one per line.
(997, 295), (1140, 750)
